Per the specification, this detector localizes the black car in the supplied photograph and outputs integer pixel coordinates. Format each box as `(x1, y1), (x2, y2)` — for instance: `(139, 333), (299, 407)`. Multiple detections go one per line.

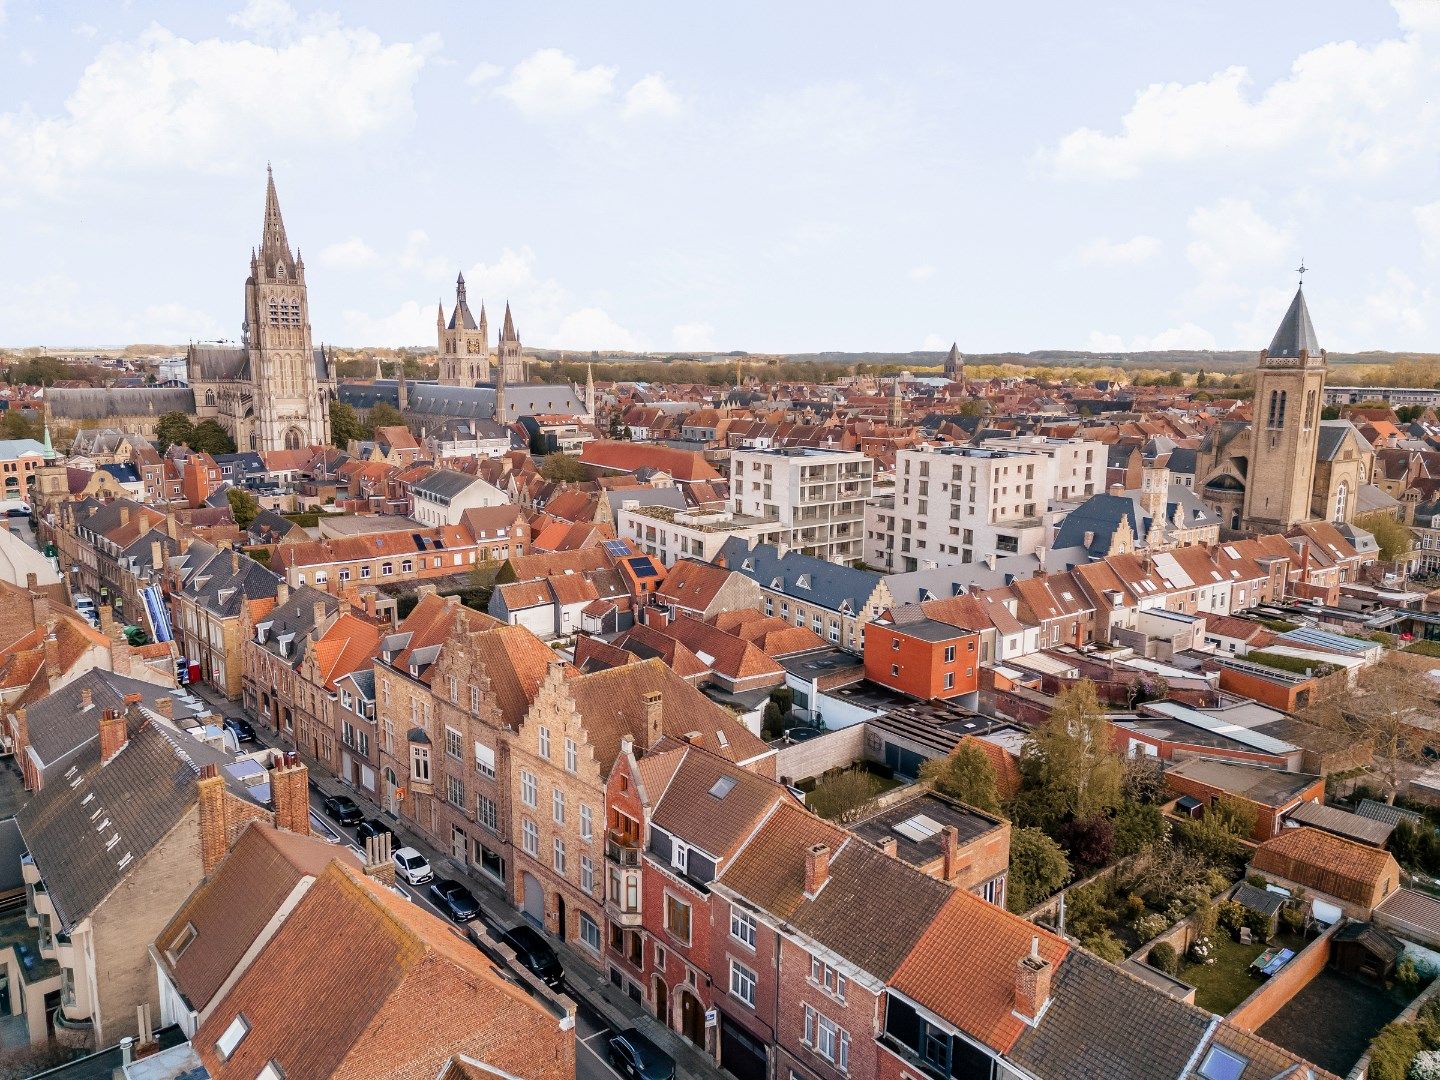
(322, 794), (362, 826)
(607, 1028), (676, 1080)
(498, 924), (564, 989)
(223, 717), (256, 744)
(353, 818), (394, 845)
(428, 878), (481, 922)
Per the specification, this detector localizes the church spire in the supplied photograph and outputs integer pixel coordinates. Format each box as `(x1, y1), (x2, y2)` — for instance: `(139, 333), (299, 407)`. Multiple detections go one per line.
(261, 164), (292, 261)
(585, 362), (596, 416)
(457, 271), (468, 303)
(1266, 285), (1322, 360)
(501, 301), (518, 341)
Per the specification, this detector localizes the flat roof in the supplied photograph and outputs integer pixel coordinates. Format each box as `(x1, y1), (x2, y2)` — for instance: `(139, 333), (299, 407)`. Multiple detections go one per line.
(851, 791), (1003, 867)
(780, 648), (865, 678)
(892, 618), (972, 642)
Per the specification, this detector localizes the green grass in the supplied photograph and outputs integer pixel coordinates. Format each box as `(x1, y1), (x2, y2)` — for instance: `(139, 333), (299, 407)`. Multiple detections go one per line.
(1181, 930), (1307, 1016)
(1403, 640), (1440, 658)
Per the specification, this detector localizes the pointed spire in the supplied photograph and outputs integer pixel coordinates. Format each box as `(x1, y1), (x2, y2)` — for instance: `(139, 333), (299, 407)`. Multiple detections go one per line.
(456, 272), (467, 302)
(502, 301), (517, 340)
(261, 164), (291, 260)
(1266, 285), (1321, 359)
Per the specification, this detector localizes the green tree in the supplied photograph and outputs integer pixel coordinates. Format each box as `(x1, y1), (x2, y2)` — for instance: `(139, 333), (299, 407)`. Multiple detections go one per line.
(191, 419), (237, 455)
(1321, 405), (1342, 421)
(329, 400), (367, 448)
(367, 402), (404, 430)
(226, 487), (261, 529)
(155, 411), (195, 451)
(1012, 680), (1124, 829)
(806, 767), (886, 823)
(918, 743), (1001, 813)
(1112, 802), (1169, 858)
(1006, 827), (1071, 914)
(956, 399), (986, 418)
(1356, 511), (1414, 564)
(540, 454), (592, 482)
(0, 411), (38, 440)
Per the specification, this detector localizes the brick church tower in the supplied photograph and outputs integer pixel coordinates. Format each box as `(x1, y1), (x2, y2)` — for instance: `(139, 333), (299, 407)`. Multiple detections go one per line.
(437, 273), (491, 386)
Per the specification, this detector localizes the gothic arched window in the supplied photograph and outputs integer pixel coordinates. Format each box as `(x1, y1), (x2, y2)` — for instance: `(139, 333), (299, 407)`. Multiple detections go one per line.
(1334, 481), (1349, 522)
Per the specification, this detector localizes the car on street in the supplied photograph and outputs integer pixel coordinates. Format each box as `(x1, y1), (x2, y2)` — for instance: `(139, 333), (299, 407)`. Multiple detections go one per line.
(497, 924), (564, 990)
(428, 878), (481, 922)
(223, 717), (256, 744)
(353, 818), (394, 845)
(322, 794), (362, 826)
(73, 594), (99, 626)
(392, 846), (434, 885)
(6, 505), (30, 517)
(606, 1028), (677, 1080)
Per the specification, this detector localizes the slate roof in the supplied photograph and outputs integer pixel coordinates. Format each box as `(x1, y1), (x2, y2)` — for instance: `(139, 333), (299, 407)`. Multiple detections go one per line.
(412, 468), (482, 502)
(0, 818), (25, 894)
(338, 381), (584, 421)
(716, 539), (882, 614)
(1009, 949), (1210, 1079)
(1285, 800), (1393, 846)
(1267, 285), (1322, 358)
(23, 667), (191, 774)
(18, 717), (226, 931)
(177, 543), (280, 618)
(48, 386), (197, 421)
(1053, 484), (1218, 558)
(606, 486), (688, 517)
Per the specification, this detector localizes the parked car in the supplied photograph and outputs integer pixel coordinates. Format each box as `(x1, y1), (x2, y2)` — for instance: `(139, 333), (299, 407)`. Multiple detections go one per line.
(73, 594), (98, 625)
(6, 504), (31, 517)
(497, 924), (564, 989)
(223, 717), (256, 744)
(606, 1029), (677, 1080)
(428, 878), (481, 922)
(392, 846), (433, 885)
(353, 818), (394, 845)
(322, 794), (362, 826)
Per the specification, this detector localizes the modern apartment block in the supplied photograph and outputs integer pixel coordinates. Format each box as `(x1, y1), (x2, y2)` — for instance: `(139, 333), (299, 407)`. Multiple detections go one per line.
(866, 446), (1054, 572)
(729, 447), (872, 564)
(978, 434), (1104, 503)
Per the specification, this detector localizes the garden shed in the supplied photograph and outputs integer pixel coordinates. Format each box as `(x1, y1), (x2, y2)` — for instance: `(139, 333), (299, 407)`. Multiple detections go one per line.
(1330, 921), (1403, 984)
(1233, 882), (1287, 938)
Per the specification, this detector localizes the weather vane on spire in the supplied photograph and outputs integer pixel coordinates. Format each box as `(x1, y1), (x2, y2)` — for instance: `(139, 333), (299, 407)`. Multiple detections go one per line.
(1296, 258), (1307, 287)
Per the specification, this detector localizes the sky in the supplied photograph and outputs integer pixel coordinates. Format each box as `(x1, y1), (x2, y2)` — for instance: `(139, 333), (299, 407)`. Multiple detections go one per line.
(0, 0), (1437, 354)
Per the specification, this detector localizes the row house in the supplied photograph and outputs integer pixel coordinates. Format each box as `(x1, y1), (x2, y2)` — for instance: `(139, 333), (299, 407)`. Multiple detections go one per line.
(238, 582), (384, 774)
(54, 497), (163, 609)
(410, 468), (508, 528)
(170, 543), (280, 699)
(510, 658), (773, 961)
(267, 522), (493, 590)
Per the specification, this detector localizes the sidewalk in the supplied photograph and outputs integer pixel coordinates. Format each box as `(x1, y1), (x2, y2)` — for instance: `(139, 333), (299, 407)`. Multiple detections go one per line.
(190, 683), (720, 1078)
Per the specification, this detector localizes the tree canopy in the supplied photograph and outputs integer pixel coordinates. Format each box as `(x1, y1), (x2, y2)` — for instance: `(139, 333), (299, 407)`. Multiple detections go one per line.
(918, 742), (1001, 813)
(539, 454), (593, 483)
(329, 400), (367, 448)
(226, 487), (260, 529)
(155, 412), (195, 451)
(1012, 680), (1124, 828)
(367, 403), (405, 430)
(1356, 511), (1414, 564)
(1006, 827), (1071, 914)
(191, 419), (236, 455)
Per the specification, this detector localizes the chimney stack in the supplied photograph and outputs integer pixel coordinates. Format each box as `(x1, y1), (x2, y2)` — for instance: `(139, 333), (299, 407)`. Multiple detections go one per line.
(197, 762), (228, 875)
(43, 630), (60, 681)
(268, 750), (311, 837)
(940, 824), (965, 882)
(313, 601), (328, 636)
(153, 696), (174, 722)
(276, 580), (290, 606)
(80, 688), (93, 710)
(363, 832), (396, 885)
(99, 708), (128, 764)
(1014, 936), (1053, 1024)
(151, 540), (164, 572)
(878, 837), (898, 857)
(642, 690), (663, 750)
(804, 843), (830, 898)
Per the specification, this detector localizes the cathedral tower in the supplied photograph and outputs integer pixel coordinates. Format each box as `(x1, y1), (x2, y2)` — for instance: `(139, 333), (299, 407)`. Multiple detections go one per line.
(438, 273), (490, 385)
(497, 303), (528, 385)
(944, 342), (965, 384)
(244, 167), (332, 451)
(1240, 285), (1327, 534)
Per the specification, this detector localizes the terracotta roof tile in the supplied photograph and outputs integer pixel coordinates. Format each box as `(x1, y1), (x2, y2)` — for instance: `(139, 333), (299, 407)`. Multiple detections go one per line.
(1251, 827), (1399, 907)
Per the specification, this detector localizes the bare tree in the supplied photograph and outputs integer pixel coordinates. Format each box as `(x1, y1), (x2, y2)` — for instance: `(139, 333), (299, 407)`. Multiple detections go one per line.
(1309, 657), (1433, 803)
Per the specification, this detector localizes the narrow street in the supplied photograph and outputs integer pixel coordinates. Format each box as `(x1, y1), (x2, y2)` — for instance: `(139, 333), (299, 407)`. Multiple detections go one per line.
(188, 682), (717, 1080)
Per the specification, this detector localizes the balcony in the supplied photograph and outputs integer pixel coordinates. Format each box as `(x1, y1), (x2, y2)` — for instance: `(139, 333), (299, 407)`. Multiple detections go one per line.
(605, 832), (641, 868)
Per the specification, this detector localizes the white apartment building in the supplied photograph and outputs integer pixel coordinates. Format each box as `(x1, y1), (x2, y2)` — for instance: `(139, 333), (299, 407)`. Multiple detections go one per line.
(729, 447), (873, 564)
(867, 443), (1097, 572)
(615, 503), (785, 566)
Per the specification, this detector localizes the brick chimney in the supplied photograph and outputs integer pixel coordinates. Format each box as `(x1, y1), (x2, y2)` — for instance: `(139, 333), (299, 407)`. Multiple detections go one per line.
(120, 507), (130, 528)
(1013, 936), (1053, 1024)
(313, 601), (328, 638)
(878, 837), (898, 857)
(99, 708), (128, 764)
(151, 540), (164, 572)
(27, 576), (48, 629)
(268, 750), (311, 837)
(803, 843), (830, 899)
(940, 824), (965, 883)
(642, 690), (663, 749)
(80, 687), (93, 710)
(276, 580), (290, 607)
(153, 696), (174, 722)
(363, 832), (396, 886)
(197, 763), (228, 875)
(99, 603), (115, 638)
(43, 630), (61, 681)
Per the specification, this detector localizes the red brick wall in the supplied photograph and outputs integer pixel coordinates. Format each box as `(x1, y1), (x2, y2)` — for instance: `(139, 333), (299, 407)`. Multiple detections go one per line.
(709, 894), (780, 1054)
(774, 933), (881, 1080)
(1163, 773), (1324, 841)
(1228, 923), (1337, 1030)
(863, 626), (979, 700)
(1216, 666), (1310, 712)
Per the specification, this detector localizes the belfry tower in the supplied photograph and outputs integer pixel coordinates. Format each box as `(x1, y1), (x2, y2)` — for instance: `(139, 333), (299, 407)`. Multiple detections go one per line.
(438, 273), (491, 386)
(244, 167), (332, 451)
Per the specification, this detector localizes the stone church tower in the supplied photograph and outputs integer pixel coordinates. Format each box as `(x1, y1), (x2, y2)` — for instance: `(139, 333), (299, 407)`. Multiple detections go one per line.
(497, 303), (528, 385)
(437, 273), (491, 386)
(1240, 285), (1327, 533)
(944, 342), (965, 384)
(244, 167), (332, 451)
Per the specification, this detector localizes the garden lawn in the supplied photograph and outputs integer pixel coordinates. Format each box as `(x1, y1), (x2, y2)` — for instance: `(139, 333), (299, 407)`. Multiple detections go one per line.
(1180, 931), (1307, 1017)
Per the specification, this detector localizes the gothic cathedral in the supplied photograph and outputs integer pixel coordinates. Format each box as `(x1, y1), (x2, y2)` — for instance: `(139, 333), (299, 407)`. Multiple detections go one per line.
(437, 274), (529, 387)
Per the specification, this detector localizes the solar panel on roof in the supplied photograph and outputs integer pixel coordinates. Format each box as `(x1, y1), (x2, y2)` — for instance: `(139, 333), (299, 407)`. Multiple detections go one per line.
(602, 539), (630, 557)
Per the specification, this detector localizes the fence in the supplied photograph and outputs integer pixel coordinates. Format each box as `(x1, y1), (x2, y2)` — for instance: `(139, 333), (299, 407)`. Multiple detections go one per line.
(772, 724), (867, 787)
(1227, 921), (1339, 1031)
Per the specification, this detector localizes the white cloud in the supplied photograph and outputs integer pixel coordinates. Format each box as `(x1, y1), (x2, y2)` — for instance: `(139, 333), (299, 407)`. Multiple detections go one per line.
(497, 48), (616, 118)
(466, 62), (502, 87)
(1077, 235), (1160, 267)
(1184, 198), (1293, 307)
(1338, 268), (1432, 346)
(228, 0), (297, 35)
(553, 307), (641, 350)
(73, 23), (97, 39)
(908, 265), (937, 282)
(920, 334), (950, 351)
(17, 48), (35, 66)
(317, 237), (380, 270)
(398, 230), (452, 282)
(672, 322), (717, 351)
(1052, 3), (1440, 180)
(338, 300), (434, 347)
(132, 303), (224, 343)
(0, 19), (435, 199)
(623, 74), (682, 120)
(1416, 201), (1440, 260)
(1086, 322), (1216, 352)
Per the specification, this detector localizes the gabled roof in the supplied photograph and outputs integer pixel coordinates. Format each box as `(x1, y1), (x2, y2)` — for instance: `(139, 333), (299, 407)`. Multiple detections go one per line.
(22, 667), (187, 773)
(716, 539), (882, 614)
(648, 746), (790, 860)
(1251, 826), (1398, 906)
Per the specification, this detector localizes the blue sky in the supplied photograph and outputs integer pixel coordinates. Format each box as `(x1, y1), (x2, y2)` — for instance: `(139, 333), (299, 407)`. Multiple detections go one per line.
(0, 0), (1436, 353)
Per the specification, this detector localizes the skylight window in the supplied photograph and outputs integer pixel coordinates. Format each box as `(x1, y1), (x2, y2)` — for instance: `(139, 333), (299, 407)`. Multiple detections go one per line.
(217, 1015), (250, 1060)
(709, 776), (737, 799)
(1198, 1047), (1246, 1080)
